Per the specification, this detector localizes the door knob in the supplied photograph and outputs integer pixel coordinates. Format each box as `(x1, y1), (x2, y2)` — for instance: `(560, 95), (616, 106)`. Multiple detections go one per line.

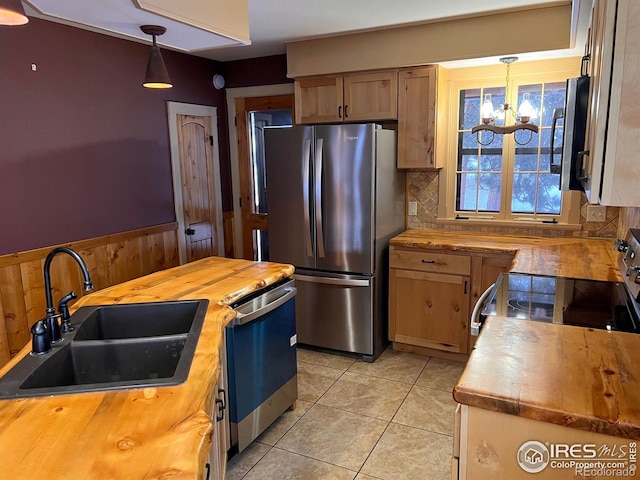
(185, 228), (195, 236)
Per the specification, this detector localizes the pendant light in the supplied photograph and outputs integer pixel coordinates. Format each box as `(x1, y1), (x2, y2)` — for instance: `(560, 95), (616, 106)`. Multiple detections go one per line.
(471, 57), (539, 145)
(140, 25), (173, 89)
(0, 0), (29, 25)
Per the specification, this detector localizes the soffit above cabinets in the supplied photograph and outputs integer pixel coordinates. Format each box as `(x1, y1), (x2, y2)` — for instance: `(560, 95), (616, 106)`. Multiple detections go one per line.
(20, 0), (582, 63)
(23, 0), (250, 53)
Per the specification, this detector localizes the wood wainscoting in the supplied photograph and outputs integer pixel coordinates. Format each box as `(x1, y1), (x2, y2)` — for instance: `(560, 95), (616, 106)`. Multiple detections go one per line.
(0, 223), (179, 367)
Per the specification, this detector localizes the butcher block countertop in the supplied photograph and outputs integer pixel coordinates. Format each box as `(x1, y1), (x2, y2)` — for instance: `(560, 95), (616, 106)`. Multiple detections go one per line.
(391, 229), (640, 439)
(0, 257), (294, 480)
(453, 317), (640, 440)
(390, 229), (622, 282)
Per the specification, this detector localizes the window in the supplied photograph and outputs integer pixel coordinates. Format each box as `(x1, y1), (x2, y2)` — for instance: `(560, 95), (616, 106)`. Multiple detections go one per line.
(441, 61), (581, 227)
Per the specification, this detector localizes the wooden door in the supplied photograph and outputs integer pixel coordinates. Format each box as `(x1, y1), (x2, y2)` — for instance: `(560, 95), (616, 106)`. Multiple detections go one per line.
(294, 76), (343, 124)
(343, 71), (398, 121)
(390, 268), (470, 353)
(397, 66), (438, 169)
(235, 95), (294, 260)
(176, 114), (218, 262)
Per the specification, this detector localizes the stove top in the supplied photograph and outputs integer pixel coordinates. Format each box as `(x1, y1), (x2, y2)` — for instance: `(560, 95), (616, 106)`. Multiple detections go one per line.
(483, 273), (638, 333)
(474, 229), (640, 336)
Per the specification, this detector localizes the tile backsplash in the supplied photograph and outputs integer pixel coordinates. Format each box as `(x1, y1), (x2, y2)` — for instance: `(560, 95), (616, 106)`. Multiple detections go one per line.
(406, 171), (620, 238)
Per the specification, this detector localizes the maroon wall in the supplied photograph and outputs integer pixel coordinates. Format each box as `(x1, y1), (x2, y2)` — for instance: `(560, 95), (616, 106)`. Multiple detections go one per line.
(0, 18), (226, 255)
(221, 54), (291, 88)
(0, 18), (293, 257)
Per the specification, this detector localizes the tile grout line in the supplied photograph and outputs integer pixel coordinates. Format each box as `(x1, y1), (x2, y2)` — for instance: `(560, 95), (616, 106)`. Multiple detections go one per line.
(354, 353), (432, 478)
(240, 348), (458, 478)
(354, 420), (394, 478)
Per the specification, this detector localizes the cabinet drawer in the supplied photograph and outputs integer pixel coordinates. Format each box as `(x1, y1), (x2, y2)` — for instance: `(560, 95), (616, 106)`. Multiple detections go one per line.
(390, 248), (471, 275)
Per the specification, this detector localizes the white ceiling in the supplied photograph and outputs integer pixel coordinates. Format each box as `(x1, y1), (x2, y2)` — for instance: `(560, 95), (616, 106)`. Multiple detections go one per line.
(24, 0), (588, 64)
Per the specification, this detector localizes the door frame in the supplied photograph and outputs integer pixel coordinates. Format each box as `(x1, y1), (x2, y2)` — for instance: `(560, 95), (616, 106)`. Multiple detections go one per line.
(167, 101), (224, 264)
(226, 83), (295, 259)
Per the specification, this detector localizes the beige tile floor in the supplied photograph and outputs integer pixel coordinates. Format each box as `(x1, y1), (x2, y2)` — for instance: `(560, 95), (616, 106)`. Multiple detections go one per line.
(225, 346), (465, 480)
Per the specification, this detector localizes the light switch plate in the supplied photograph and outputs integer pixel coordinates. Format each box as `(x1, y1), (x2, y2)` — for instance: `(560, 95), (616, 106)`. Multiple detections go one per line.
(408, 201), (418, 216)
(586, 205), (607, 222)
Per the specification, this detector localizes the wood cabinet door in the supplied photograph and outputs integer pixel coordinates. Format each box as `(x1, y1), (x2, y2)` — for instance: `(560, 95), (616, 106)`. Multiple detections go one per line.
(207, 339), (229, 480)
(582, 0), (616, 203)
(390, 268), (470, 353)
(294, 76), (343, 124)
(343, 71), (398, 121)
(397, 66), (438, 169)
(599, 0), (640, 205)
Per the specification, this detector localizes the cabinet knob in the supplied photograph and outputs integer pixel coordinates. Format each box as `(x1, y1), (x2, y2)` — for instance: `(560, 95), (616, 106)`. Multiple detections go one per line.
(185, 228), (195, 236)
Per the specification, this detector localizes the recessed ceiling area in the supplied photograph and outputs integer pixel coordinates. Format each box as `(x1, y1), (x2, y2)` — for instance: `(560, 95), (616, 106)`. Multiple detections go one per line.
(22, 0), (588, 64)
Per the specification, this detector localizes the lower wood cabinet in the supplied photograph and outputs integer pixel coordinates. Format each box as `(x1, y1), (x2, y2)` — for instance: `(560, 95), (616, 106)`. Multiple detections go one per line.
(205, 336), (230, 480)
(389, 246), (471, 354)
(390, 268), (470, 353)
(453, 405), (636, 479)
(389, 246), (513, 356)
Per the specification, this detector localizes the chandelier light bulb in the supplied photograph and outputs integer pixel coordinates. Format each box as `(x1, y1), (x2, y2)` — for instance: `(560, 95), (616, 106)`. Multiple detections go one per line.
(481, 93), (495, 125)
(518, 93), (537, 124)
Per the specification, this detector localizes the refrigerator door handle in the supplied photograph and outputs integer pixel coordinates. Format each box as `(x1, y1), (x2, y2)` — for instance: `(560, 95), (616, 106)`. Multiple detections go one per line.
(314, 138), (325, 258)
(302, 138), (313, 257)
(293, 274), (370, 287)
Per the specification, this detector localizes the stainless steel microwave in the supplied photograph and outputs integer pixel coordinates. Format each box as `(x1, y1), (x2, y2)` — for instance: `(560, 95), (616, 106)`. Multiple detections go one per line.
(550, 74), (590, 191)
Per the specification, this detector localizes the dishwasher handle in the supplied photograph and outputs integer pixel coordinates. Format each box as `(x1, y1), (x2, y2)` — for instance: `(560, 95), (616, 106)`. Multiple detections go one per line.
(470, 283), (494, 336)
(232, 285), (297, 326)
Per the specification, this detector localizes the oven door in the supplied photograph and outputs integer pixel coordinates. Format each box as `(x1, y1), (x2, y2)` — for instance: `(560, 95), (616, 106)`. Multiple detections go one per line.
(470, 283), (495, 336)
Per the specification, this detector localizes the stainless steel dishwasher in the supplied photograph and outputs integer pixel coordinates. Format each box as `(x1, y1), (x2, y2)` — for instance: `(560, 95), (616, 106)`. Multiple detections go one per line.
(226, 278), (297, 454)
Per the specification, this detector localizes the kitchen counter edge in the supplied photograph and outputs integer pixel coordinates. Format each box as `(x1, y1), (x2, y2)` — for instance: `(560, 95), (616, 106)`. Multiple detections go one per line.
(0, 256), (294, 480)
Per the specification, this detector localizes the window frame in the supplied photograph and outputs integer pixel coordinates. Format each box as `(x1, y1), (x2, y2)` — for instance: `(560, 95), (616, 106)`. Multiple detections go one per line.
(438, 61), (582, 229)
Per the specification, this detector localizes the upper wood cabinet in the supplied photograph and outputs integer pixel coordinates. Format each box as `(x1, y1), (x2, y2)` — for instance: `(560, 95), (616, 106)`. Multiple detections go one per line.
(397, 66), (444, 169)
(294, 70), (398, 124)
(582, 0), (640, 206)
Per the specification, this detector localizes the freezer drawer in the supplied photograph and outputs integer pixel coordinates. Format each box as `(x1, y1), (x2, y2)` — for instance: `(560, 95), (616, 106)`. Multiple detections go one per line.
(294, 272), (374, 355)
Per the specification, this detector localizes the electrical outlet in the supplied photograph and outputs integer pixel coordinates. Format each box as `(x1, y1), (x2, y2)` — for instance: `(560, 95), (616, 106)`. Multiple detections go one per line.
(408, 201), (418, 216)
(586, 205), (607, 222)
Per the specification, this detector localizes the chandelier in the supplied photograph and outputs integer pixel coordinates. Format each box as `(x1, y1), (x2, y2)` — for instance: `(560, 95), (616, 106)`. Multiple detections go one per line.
(471, 57), (539, 145)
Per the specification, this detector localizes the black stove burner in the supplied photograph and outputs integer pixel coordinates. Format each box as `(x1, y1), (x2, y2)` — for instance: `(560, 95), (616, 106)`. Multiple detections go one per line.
(506, 297), (554, 319)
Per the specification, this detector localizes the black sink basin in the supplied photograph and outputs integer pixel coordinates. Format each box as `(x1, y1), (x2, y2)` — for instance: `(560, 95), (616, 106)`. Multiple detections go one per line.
(20, 337), (187, 391)
(0, 299), (209, 399)
(73, 301), (201, 340)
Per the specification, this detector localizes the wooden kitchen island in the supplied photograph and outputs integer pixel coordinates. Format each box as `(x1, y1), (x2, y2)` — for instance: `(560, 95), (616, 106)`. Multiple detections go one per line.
(0, 256), (294, 480)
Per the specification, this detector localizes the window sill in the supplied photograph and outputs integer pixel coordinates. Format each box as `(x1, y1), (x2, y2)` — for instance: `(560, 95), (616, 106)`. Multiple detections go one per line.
(435, 217), (583, 231)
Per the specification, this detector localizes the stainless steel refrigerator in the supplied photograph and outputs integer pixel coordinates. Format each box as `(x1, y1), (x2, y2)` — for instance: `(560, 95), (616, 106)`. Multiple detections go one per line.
(264, 123), (405, 362)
